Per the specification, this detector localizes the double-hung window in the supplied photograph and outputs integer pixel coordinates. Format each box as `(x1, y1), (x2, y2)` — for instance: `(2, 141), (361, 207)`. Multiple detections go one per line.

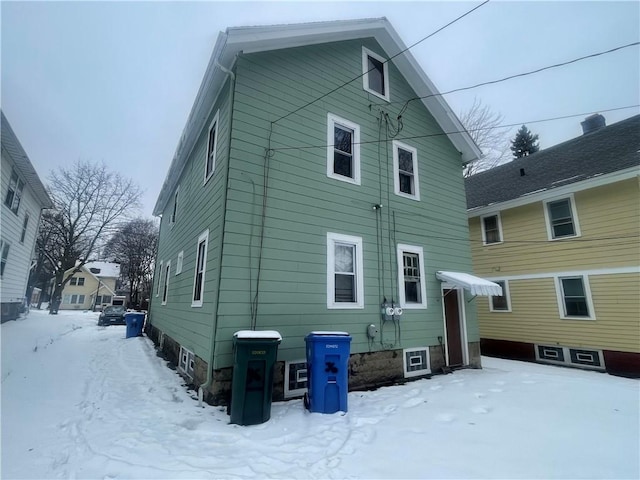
(489, 280), (510, 312)
(362, 47), (390, 101)
(393, 141), (420, 200)
(556, 276), (594, 319)
(77, 277), (85, 286)
(0, 239), (10, 277)
(170, 187), (179, 225)
(20, 213), (30, 243)
(155, 261), (163, 297)
(327, 233), (364, 309)
(4, 169), (24, 214)
(481, 213), (503, 245)
(544, 196), (580, 240)
(162, 261), (170, 305)
(176, 251), (184, 275)
(397, 244), (427, 309)
(192, 230), (209, 307)
(327, 114), (360, 185)
(204, 111), (219, 183)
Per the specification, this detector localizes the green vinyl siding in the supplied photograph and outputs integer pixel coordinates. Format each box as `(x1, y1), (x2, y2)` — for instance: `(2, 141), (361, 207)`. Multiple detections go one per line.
(211, 38), (475, 367)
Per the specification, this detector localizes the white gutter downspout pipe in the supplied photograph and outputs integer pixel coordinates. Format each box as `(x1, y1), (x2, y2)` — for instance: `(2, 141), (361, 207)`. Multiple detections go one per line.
(198, 56), (236, 408)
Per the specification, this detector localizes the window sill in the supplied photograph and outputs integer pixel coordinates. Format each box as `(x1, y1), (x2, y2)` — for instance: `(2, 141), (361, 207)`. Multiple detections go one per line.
(327, 173), (360, 186)
(548, 234), (581, 242)
(363, 87), (389, 102)
(395, 192), (420, 201)
(483, 240), (504, 246)
(327, 303), (364, 310)
(560, 315), (596, 321)
(400, 303), (427, 310)
(191, 302), (203, 308)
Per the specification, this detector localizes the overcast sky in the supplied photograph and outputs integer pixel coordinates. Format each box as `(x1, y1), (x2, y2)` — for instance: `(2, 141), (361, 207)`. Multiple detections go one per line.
(2, 1), (639, 218)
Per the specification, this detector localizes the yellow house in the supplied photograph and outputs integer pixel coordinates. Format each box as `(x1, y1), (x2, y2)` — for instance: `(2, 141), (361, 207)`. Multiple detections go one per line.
(466, 114), (639, 377)
(58, 262), (120, 311)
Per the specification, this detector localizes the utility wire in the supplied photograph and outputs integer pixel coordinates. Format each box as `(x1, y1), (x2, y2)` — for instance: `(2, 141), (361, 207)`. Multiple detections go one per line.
(272, 0), (490, 124)
(257, 105), (639, 152)
(394, 41), (640, 110)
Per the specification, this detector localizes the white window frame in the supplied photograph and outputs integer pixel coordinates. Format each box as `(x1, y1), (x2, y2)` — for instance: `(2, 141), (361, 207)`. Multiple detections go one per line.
(155, 260), (163, 297)
(192, 230), (209, 307)
(284, 360), (308, 398)
(204, 111), (219, 184)
(170, 186), (179, 225)
(175, 251), (184, 275)
(162, 260), (171, 305)
(481, 212), (504, 245)
(555, 275), (595, 320)
(489, 279), (511, 312)
(78, 294), (85, 305)
(0, 239), (9, 277)
(327, 113), (361, 185)
(543, 194), (581, 241)
(19, 213), (30, 243)
(178, 346), (195, 380)
(362, 47), (390, 102)
(63, 294), (71, 304)
(397, 244), (427, 309)
(392, 140), (420, 200)
(327, 232), (364, 309)
(4, 168), (25, 214)
(403, 347), (431, 378)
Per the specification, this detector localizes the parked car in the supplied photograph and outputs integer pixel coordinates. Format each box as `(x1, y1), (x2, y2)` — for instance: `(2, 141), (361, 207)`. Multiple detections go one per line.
(98, 305), (126, 326)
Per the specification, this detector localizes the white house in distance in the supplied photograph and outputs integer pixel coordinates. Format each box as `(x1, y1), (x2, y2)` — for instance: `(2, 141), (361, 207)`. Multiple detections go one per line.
(1, 111), (54, 322)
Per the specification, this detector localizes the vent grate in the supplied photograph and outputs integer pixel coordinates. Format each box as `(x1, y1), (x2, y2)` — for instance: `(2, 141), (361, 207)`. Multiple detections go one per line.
(403, 347), (431, 378)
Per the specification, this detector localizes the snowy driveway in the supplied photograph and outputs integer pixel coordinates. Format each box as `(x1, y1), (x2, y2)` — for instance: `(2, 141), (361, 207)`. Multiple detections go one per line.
(2, 309), (638, 479)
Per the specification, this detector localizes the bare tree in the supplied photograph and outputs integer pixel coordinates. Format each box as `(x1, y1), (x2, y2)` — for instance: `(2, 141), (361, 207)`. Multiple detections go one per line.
(103, 218), (158, 309)
(43, 160), (142, 313)
(459, 98), (511, 177)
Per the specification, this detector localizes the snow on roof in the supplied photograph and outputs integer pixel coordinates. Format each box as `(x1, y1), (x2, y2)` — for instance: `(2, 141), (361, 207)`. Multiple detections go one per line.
(84, 262), (121, 279)
(234, 330), (282, 340)
(308, 331), (350, 336)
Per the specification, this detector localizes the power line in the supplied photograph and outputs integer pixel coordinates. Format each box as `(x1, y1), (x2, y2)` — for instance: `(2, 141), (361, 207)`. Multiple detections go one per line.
(393, 41), (640, 109)
(262, 105), (639, 152)
(272, 0), (490, 124)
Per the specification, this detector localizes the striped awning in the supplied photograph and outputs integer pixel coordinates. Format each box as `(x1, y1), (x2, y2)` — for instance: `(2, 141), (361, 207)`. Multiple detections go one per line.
(436, 271), (503, 296)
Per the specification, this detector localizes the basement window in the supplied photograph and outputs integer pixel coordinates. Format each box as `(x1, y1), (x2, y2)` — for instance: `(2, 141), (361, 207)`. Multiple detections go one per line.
(403, 347), (431, 378)
(178, 346), (195, 380)
(284, 360), (308, 398)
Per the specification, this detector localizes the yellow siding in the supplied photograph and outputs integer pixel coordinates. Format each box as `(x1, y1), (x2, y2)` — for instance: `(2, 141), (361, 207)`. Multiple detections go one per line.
(471, 178), (640, 276)
(477, 274), (640, 353)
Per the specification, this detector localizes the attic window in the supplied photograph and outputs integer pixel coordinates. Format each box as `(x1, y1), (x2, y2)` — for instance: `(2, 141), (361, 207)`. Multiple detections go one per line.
(362, 47), (390, 101)
(90, 268), (101, 274)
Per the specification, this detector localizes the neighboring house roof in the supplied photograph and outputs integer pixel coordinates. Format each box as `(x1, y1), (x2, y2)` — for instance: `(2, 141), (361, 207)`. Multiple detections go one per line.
(465, 114), (640, 211)
(83, 261), (121, 279)
(154, 18), (481, 215)
(1, 111), (54, 209)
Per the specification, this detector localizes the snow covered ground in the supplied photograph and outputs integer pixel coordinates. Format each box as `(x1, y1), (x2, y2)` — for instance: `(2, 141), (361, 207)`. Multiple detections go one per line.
(1, 309), (638, 479)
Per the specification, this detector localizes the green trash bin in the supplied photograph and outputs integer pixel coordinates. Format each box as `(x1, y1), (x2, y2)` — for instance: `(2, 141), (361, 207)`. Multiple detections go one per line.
(230, 330), (282, 426)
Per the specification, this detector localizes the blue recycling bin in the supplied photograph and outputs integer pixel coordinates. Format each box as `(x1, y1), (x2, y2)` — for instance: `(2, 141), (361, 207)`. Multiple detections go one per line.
(125, 312), (145, 338)
(305, 331), (352, 413)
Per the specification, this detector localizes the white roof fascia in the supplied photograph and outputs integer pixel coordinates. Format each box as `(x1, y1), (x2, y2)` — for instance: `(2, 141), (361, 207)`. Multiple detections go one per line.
(153, 18), (480, 215)
(468, 166), (640, 218)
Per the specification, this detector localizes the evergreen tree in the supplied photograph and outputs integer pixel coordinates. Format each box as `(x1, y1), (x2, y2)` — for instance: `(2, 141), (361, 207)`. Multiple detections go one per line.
(510, 125), (540, 158)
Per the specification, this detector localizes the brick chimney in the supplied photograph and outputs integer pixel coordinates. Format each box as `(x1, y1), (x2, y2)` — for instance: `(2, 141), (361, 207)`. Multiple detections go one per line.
(581, 114), (606, 135)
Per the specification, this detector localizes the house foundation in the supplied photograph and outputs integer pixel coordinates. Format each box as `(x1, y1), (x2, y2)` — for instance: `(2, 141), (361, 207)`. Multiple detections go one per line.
(146, 324), (483, 406)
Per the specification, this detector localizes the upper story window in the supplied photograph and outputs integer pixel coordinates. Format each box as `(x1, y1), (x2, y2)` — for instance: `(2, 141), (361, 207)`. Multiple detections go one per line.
(192, 230), (209, 307)
(4, 168), (25, 214)
(204, 111), (219, 183)
(362, 47), (390, 101)
(175, 251), (184, 275)
(20, 213), (30, 243)
(70, 277), (84, 286)
(327, 232), (364, 309)
(393, 141), (420, 200)
(397, 244), (427, 309)
(544, 196), (580, 240)
(327, 114), (361, 185)
(556, 275), (594, 320)
(481, 213), (503, 245)
(170, 187), (179, 225)
(489, 280), (511, 312)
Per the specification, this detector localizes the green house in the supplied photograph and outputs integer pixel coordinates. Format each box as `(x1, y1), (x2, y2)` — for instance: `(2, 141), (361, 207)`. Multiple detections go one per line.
(148, 18), (499, 405)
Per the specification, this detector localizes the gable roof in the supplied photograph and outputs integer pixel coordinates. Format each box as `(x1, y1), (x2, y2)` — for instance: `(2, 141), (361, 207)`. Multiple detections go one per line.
(1, 111), (54, 209)
(465, 114), (640, 211)
(153, 18), (481, 215)
(64, 261), (121, 280)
